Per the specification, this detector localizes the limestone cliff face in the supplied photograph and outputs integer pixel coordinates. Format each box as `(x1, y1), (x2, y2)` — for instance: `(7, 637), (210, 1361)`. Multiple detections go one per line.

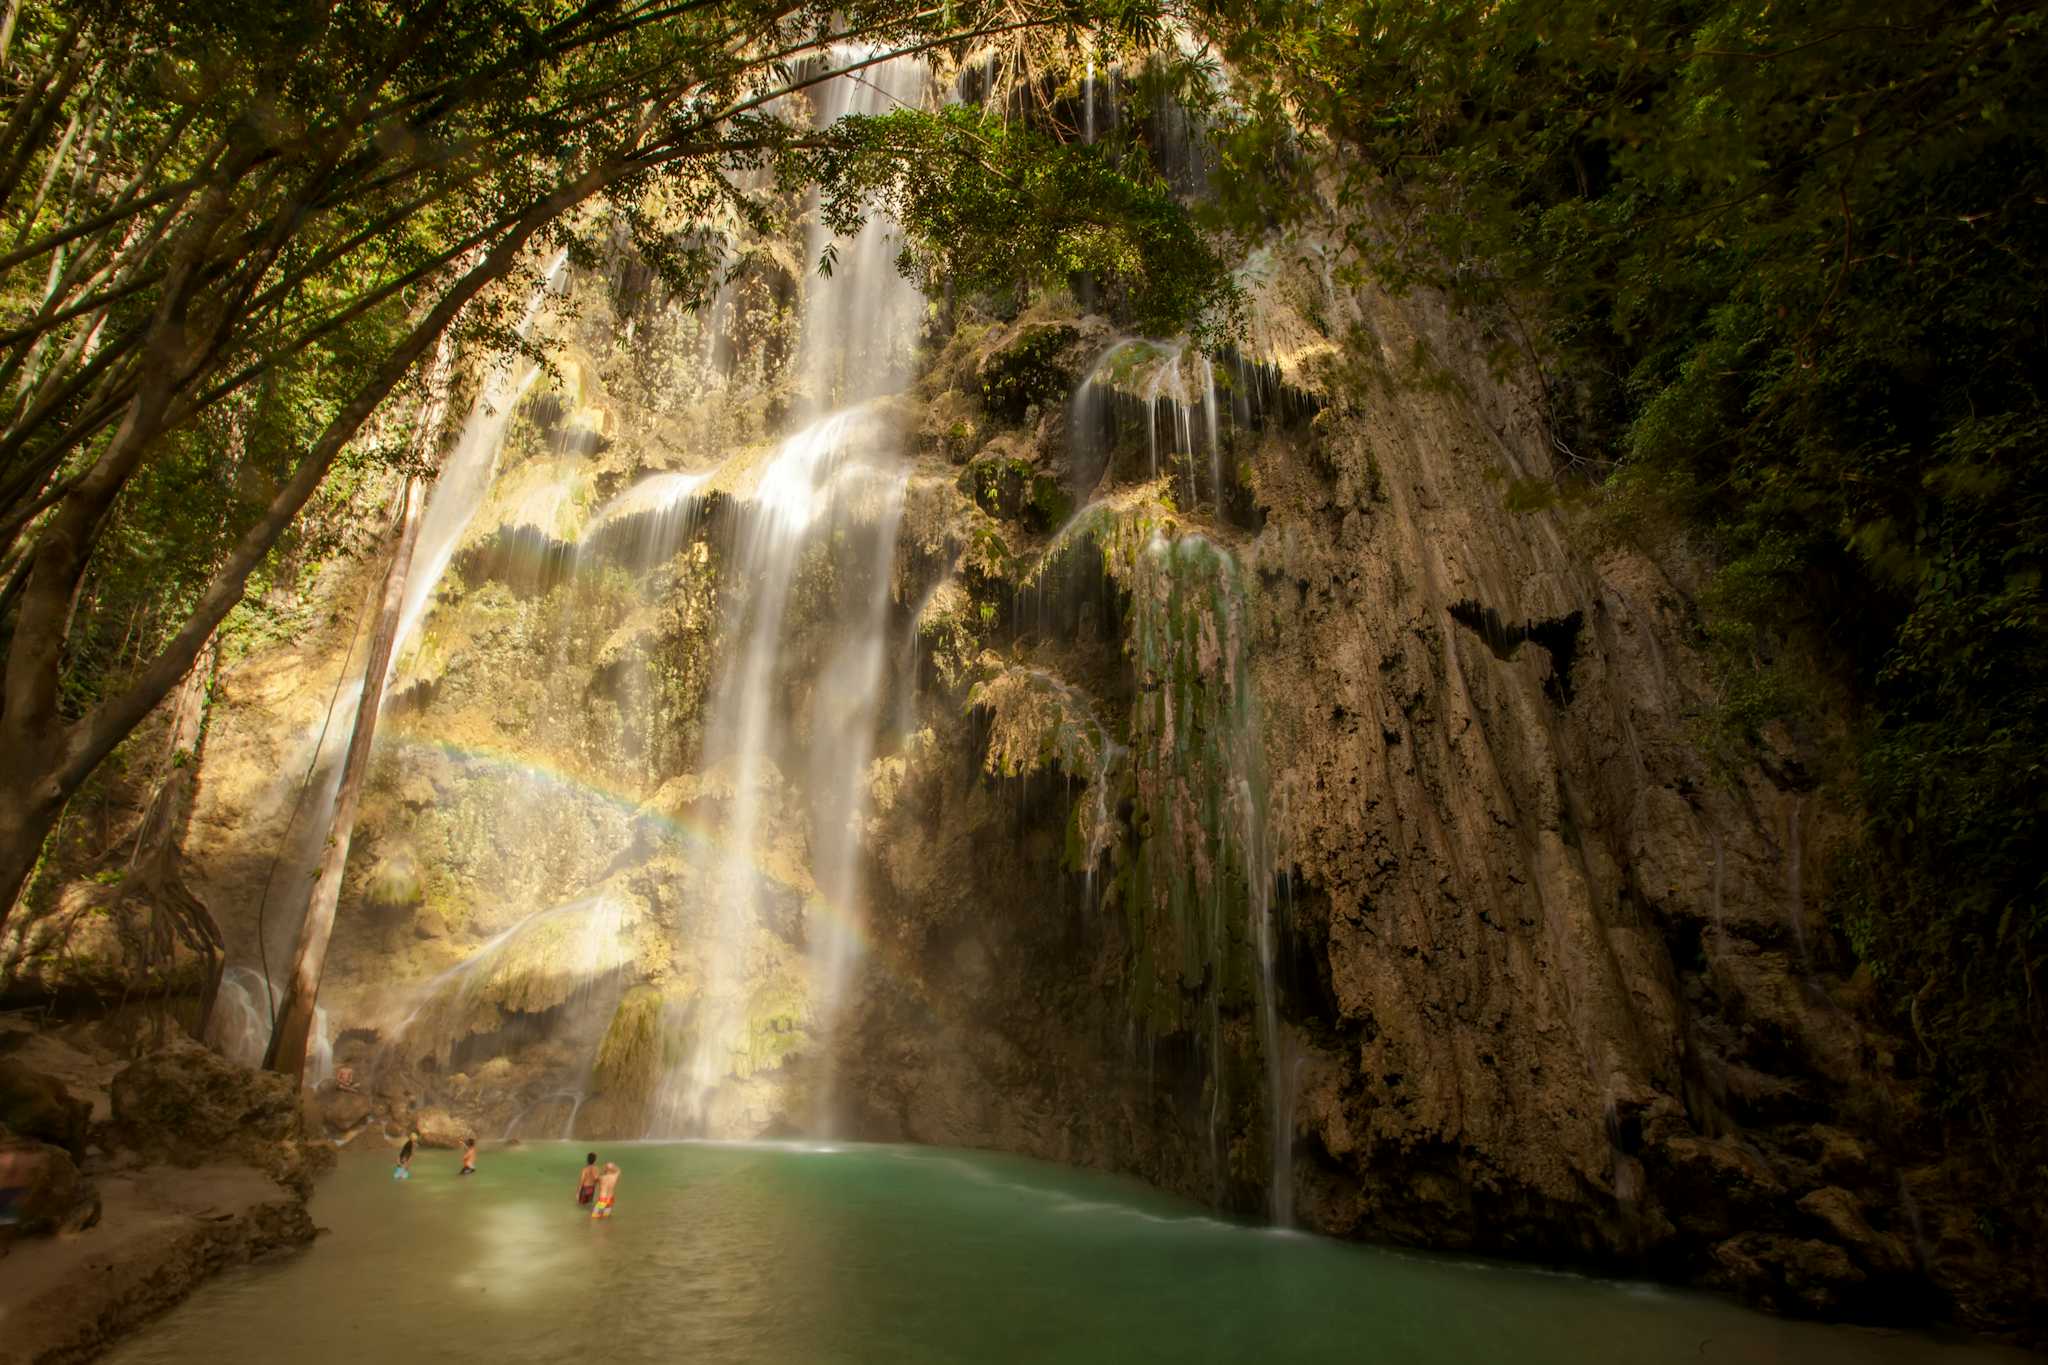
(816, 256), (2028, 1328)
(67, 200), (2029, 1339)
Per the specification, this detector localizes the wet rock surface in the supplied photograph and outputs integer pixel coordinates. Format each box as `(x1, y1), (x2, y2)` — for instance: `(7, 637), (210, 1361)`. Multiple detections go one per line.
(7, 151), (2038, 1353)
(0, 1033), (317, 1365)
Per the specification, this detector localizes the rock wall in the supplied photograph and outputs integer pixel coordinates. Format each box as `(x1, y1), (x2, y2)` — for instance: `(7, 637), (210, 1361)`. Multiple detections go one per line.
(14, 109), (2039, 1346)
(811, 266), (2040, 1331)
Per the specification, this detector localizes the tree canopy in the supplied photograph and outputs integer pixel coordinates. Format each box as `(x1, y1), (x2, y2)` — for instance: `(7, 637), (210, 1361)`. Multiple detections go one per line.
(1214, 0), (2048, 1188)
(0, 0), (1234, 925)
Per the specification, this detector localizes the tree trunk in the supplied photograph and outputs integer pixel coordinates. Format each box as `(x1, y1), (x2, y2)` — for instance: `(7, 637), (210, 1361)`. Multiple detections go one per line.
(263, 474), (423, 1081)
(0, 755), (61, 934)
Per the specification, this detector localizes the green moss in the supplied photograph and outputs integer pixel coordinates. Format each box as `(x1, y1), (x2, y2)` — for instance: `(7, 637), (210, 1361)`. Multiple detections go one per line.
(1023, 489), (1174, 592)
(594, 986), (665, 1092)
(1129, 532), (1270, 1016)
(587, 985), (668, 1130)
(736, 977), (811, 1079)
(1029, 472), (1073, 529)
(978, 323), (1081, 421)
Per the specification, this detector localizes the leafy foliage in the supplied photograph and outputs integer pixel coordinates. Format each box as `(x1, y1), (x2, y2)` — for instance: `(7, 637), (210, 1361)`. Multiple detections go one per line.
(804, 102), (1242, 343)
(0, 0), (1237, 918)
(1216, 0), (2048, 1169)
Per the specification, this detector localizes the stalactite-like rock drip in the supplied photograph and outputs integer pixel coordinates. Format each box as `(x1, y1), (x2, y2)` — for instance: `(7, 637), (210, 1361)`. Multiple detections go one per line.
(967, 664), (1126, 871)
(122, 65), (2032, 1330)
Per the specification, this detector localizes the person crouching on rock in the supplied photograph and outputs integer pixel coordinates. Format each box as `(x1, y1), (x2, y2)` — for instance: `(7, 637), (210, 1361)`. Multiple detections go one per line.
(577, 1153), (598, 1207)
(393, 1132), (416, 1180)
(590, 1162), (620, 1220)
(460, 1137), (478, 1176)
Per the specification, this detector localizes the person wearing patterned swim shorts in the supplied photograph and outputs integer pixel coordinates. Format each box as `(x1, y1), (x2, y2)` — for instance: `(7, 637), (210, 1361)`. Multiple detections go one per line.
(590, 1161), (620, 1219)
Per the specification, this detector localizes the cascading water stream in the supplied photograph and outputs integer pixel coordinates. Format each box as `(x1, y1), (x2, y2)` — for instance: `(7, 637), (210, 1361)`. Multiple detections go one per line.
(805, 465), (908, 1133)
(392, 251), (570, 671)
(246, 255), (568, 1054)
(651, 54), (925, 1137)
(1071, 340), (1225, 509)
(1124, 522), (1292, 1222)
(210, 965), (331, 1084)
(385, 894), (631, 1070)
(659, 410), (904, 1135)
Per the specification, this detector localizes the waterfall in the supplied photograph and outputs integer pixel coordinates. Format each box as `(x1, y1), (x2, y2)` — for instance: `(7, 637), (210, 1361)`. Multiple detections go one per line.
(387, 895), (632, 1070)
(1070, 340), (1226, 509)
(1125, 526), (1291, 1221)
(804, 456), (907, 1132)
(583, 469), (717, 570)
(651, 54), (926, 1136)
(392, 250), (570, 669)
(791, 55), (926, 411)
(210, 965), (331, 1084)
(255, 254), (569, 1017)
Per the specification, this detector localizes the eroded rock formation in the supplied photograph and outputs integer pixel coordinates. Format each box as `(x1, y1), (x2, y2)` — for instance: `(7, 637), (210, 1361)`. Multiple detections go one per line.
(6, 67), (2041, 1347)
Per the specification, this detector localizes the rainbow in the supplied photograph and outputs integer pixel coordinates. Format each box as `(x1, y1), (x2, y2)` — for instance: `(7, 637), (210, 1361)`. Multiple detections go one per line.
(370, 729), (894, 976)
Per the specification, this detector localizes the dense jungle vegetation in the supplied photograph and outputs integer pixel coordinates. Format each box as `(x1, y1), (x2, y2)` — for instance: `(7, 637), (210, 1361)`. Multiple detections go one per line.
(0, 0), (1230, 930)
(1215, 0), (2048, 1197)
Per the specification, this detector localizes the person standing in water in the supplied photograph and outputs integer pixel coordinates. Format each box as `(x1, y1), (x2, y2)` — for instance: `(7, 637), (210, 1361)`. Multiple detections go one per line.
(460, 1137), (478, 1176)
(590, 1161), (620, 1220)
(576, 1153), (599, 1207)
(393, 1132), (416, 1180)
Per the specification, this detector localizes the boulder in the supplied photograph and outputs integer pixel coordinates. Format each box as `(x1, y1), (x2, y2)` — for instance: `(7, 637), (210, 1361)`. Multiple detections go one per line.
(1641, 1133), (1785, 1240)
(1711, 1232), (1866, 1315)
(109, 1038), (299, 1161)
(1807, 1124), (1876, 1187)
(412, 1106), (471, 1149)
(0, 1134), (101, 1237)
(0, 1057), (92, 1156)
(338, 1125), (389, 1153)
(315, 1086), (373, 1136)
(1798, 1186), (1915, 1277)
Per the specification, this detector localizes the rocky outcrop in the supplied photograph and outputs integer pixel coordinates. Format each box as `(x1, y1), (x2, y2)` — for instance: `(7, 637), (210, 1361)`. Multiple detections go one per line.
(108, 1038), (331, 1204)
(0, 1135), (100, 1239)
(10, 129), (2025, 1350)
(0, 1058), (91, 1156)
(0, 1034), (318, 1365)
(0, 1162), (314, 1365)
(410, 1106), (474, 1149)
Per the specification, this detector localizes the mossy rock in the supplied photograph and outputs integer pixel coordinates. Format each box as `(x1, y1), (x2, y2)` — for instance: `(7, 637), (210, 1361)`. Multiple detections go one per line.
(732, 977), (811, 1080)
(1028, 472), (1073, 530)
(958, 447), (1074, 535)
(959, 449), (1033, 521)
(592, 985), (667, 1102)
(368, 845), (423, 912)
(977, 323), (1080, 422)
